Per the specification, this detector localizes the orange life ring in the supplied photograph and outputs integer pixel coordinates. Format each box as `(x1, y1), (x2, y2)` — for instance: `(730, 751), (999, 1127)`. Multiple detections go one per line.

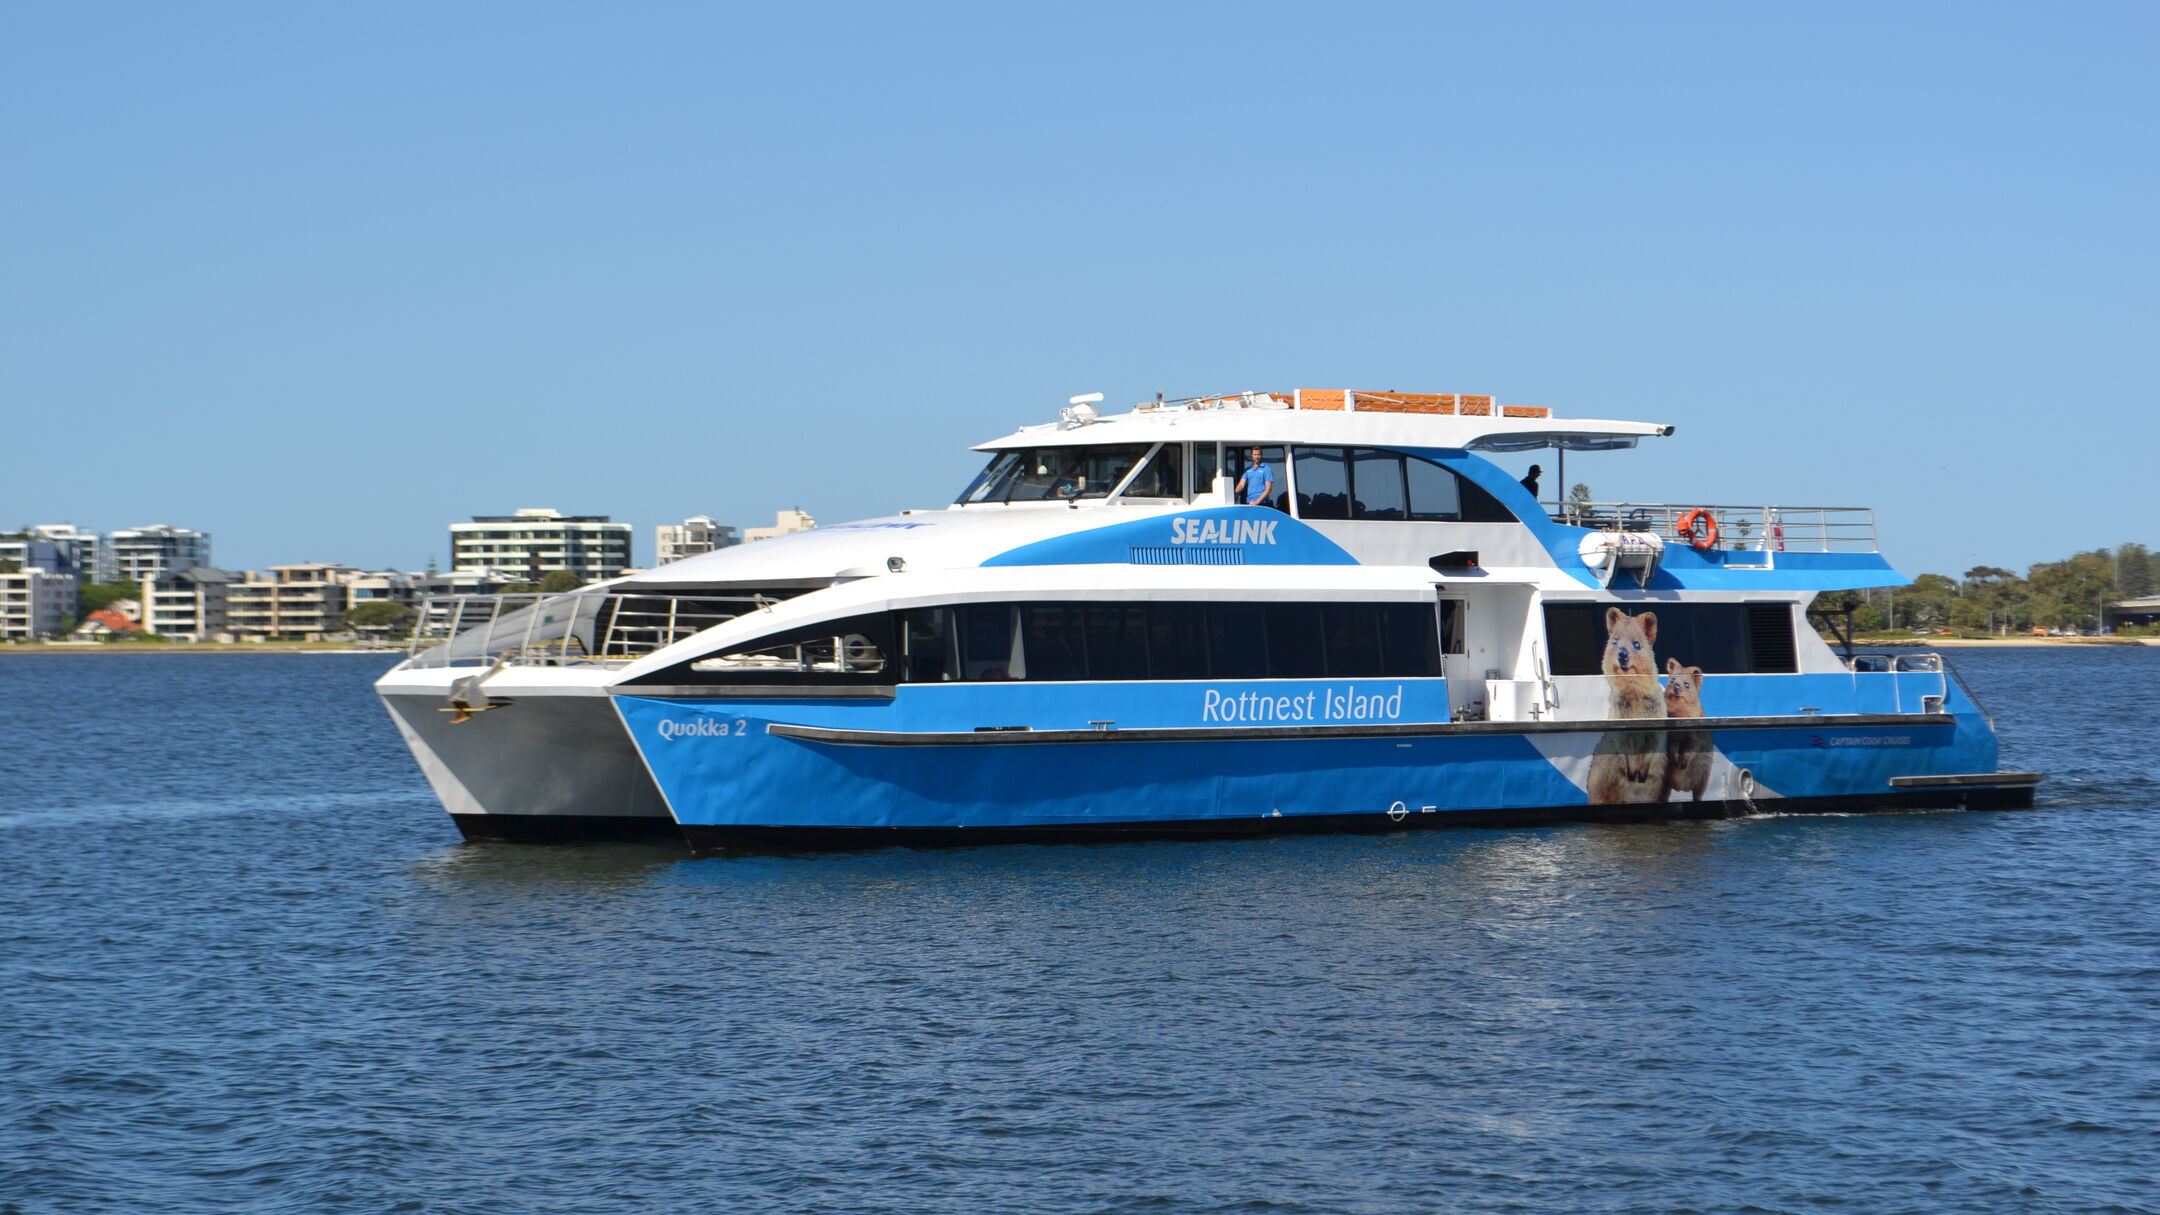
(1676, 508), (1719, 551)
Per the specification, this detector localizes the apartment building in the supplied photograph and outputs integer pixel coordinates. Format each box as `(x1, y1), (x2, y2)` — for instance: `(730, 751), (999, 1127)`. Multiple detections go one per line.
(450, 508), (631, 583)
(743, 508), (816, 543)
(0, 567), (76, 640)
(655, 515), (740, 566)
(141, 567), (240, 641)
(105, 525), (211, 584)
(0, 525), (100, 585)
(226, 564), (358, 640)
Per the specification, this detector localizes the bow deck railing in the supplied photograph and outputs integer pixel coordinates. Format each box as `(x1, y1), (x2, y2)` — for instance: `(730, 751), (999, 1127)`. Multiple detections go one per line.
(402, 591), (770, 669)
(1555, 502), (1879, 553)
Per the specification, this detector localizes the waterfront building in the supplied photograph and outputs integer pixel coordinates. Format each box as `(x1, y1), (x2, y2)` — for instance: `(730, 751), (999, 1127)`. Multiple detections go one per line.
(141, 567), (240, 641)
(2106, 597), (2160, 630)
(450, 509), (631, 583)
(105, 525), (211, 584)
(742, 508), (816, 543)
(0, 525), (101, 585)
(655, 515), (740, 567)
(227, 564), (359, 640)
(69, 609), (145, 641)
(0, 567), (76, 640)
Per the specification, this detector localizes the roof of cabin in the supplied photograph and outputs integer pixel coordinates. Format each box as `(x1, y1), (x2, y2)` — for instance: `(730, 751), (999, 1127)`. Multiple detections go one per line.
(972, 390), (1672, 452)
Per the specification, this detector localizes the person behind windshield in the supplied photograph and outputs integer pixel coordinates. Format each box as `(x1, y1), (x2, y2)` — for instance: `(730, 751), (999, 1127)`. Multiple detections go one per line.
(1239, 447), (1274, 506)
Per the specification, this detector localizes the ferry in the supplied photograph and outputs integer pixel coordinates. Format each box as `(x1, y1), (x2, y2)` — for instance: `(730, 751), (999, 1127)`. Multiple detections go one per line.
(375, 388), (2039, 849)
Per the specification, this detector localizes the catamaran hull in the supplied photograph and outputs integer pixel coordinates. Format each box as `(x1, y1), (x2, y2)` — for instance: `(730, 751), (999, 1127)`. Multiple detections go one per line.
(378, 673), (678, 844)
(614, 691), (2036, 854)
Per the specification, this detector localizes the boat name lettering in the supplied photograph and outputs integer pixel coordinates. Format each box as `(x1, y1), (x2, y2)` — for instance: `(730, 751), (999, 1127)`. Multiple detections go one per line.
(1813, 734), (1912, 748)
(1201, 685), (1405, 723)
(826, 522), (932, 531)
(656, 718), (748, 740)
(1171, 517), (1278, 546)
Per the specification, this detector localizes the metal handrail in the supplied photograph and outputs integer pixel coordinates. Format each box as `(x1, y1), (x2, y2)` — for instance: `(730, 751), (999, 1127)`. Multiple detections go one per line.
(1553, 501), (1879, 553)
(402, 590), (772, 669)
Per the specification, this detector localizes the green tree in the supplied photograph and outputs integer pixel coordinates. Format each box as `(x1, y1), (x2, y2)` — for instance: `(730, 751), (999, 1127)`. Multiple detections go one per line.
(2116, 543), (2155, 598)
(536, 570), (583, 594)
(344, 602), (417, 635)
(77, 580), (141, 616)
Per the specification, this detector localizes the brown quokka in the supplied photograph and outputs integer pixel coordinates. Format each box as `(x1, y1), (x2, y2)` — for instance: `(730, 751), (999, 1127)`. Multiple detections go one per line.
(1662, 657), (1712, 801)
(1586, 608), (1668, 804)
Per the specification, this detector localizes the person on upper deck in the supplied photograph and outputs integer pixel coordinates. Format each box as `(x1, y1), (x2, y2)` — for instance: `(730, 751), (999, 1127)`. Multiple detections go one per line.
(1520, 464), (1542, 498)
(1239, 447), (1275, 507)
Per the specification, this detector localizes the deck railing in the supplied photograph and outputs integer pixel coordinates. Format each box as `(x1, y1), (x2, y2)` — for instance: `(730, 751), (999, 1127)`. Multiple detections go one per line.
(1555, 502), (1879, 553)
(402, 591), (769, 669)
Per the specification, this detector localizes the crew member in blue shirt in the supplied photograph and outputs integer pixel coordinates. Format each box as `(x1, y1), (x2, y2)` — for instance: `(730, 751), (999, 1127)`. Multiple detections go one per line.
(1240, 447), (1275, 507)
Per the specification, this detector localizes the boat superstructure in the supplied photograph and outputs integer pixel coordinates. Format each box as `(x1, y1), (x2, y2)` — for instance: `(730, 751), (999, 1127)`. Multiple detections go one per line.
(377, 388), (2038, 848)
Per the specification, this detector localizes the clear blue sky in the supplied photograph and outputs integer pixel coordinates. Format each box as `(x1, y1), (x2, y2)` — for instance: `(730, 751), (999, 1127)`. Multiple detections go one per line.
(5, 2), (2153, 578)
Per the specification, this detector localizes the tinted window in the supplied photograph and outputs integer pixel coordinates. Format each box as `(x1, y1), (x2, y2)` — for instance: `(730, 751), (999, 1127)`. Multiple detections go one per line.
(1083, 604), (1150, 680)
(1264, 604), (1326, 677)
(1323, 604), (1384, 676)
(1405, 454), (1516, 523)
(900, 608), (954, 682)
(1350, 450), (1408, 520)
(1147, 603), (1211, 678)
(1406, 456), (1464, 520)
(1208, 604), (1271, 679)
(958, 604), (1017, 679)
(1380, 603), (1447, 672)
(1020, 604), (1086, 680)
(1293, 448), (1350, 520)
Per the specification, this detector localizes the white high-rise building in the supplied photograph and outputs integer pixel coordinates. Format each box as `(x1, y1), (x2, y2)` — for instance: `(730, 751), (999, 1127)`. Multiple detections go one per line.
(743, 508), (816, 543)
(655, 515), (740, 567)
(450, 509), (633, 583)
(0, 567), (77, 640)
(105, 525), (211, 584)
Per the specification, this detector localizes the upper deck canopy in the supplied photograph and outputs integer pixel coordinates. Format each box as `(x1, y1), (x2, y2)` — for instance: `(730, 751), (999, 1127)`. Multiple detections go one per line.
(972, 390), (1674, 452)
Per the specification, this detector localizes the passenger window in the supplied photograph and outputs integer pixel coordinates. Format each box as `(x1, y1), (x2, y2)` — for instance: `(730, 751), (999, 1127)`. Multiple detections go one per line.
(1019, 605), (1086, 680)
(1293, 448), (1351, 520)
(900, 608), (955, 682)
(1208, 605), (1269, 678)
(1349, 450), (1408, 520)
(1380, 603), (1447, 672)
(1406, 456), (1465, 520)
(1147, 604), (1211, 678)
(958, 604), (1018, 680)
(688, 613), (892, 680)
(1322, 604), (1384, 676)
(1406, 454), (1515, 523)
(1083, 604), (1150, 679)
(1263, 604), (1326, 677)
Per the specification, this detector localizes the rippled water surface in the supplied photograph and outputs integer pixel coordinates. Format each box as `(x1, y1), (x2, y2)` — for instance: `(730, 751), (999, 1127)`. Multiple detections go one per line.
(4, 649), (2156, 1214)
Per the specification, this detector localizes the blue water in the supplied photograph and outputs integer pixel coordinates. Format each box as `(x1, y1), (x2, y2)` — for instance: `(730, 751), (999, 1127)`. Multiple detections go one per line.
(3, 648), (2155, 1214)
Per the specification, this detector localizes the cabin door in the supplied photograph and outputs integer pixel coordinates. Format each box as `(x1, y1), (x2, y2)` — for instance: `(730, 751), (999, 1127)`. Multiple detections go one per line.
(1435, 594), (1475, 720)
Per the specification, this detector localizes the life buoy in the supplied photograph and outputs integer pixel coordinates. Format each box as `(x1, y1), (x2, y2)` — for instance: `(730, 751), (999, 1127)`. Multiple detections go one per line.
(1676, 508), (1719, 551)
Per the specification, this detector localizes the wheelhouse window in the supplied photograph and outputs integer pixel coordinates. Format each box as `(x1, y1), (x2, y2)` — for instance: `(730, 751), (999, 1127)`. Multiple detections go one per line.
(1119, 444), (1185, 499)
(1293, 448), (1514, 523)
(956, 445), (1155, 504)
